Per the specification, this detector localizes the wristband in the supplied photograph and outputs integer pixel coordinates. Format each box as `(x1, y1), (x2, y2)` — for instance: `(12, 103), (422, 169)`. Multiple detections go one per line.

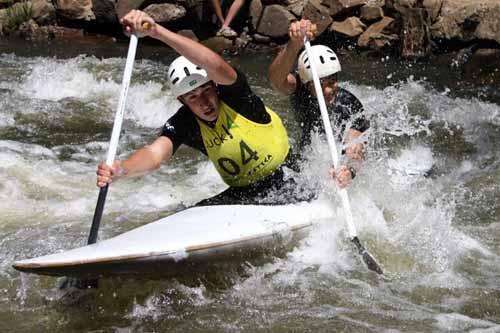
(348, 166), (357, 180)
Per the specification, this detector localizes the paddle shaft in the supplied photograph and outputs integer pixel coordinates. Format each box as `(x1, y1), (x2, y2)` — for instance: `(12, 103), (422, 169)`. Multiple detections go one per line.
(303, 39), (357, 239)
(87, 34), (139, 245)
(303, 39), (383, 275)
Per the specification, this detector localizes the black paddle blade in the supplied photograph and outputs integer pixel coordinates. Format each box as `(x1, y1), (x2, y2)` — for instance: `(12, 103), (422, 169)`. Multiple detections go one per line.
(352, 236), (383, 275)
(59, 277), (98, 290)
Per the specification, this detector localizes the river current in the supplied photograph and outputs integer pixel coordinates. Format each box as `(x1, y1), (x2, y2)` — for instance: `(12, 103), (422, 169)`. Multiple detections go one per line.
(0, 38), (499, 332)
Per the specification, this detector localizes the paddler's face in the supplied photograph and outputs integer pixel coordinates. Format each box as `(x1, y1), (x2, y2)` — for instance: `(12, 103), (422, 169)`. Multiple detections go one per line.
(179, 81), (219, 122)
(307, 74), (338, 105)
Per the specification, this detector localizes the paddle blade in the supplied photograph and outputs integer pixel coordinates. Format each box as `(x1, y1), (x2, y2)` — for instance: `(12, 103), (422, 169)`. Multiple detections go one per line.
(352, 236), (383, 275)
(59, 277), (98, 290)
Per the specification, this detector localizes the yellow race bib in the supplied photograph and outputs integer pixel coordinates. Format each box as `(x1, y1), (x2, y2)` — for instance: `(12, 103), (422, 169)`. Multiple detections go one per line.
(197, 101), (289, 187)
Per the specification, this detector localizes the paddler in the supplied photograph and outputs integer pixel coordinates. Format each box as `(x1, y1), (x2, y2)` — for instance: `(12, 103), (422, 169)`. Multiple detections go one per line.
(268, 19), (370, 189)
(96, 10), (309, 205)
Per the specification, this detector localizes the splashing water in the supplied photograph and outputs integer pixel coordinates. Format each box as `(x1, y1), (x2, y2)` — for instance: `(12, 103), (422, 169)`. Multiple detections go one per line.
(0, 47), (499, 332)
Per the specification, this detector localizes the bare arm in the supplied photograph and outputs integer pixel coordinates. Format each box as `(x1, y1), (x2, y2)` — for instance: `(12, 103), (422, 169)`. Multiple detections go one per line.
(97, 136), (174, 187)
(121, 10), (237, 86)
(268, 19), (314, 95)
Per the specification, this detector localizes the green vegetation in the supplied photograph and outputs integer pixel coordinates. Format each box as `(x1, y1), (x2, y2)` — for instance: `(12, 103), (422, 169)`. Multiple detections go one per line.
(2, 1), (34, 32)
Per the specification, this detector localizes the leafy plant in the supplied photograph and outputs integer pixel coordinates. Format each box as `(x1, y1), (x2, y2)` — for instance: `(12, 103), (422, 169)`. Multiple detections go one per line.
(2, 1), (34, 32)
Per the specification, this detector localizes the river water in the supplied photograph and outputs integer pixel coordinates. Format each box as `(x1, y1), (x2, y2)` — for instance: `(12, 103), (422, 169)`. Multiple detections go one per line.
(0, 38), (499, 332)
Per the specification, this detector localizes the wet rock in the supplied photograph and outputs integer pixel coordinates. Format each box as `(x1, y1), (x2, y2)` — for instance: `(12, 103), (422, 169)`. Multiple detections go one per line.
(115, 0), (145, 20)
(202, 36), (234, 53)
(249, 0), (263, 31)
(399, 7), (432, 58)
(252, 32), (271, 43)
(143, 3), (187, 24)
(431, 0), (500, 44)
(235, 31), (251, 49)
(358, 16), (398, 48)
(303, 0), (333, 36)
(331, 16), (366, 37)
(18, 19), (84, 39)
(326, 0), (368, 17)
(178, 29), (198, 41)
(422, 0), (442, 22)
(92, 0), (117, 25)
(360, 4), (384, 21)
(257, 4), (295, 38)
(56, 0), (95, 21)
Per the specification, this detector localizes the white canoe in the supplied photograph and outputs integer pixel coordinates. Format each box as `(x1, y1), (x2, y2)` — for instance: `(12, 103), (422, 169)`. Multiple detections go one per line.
(13, 201), (333, 278)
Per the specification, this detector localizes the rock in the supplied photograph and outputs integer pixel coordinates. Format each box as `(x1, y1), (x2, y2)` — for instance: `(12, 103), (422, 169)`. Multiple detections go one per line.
(431, 0), (500, 44)
(423, 0), (442, 22)
(360, 4), (384, 21)
(249, 0), (263, 31)
(252, 32), (271, 43)
(32, 0), (56, 25)
(257, 4), (296, 38)
(303, 0), (333, 36)
(92, 0), (117, 25)
(115, 0), (145, 20)
(235, 32), (251, 49)
(358, 16), (397, 48)
(56, 0), (95, 21)
(366, 0), (384, 6)
(143, 3), (186, 24)
(331, 16), (366, 36)
(178, 29), (198, 41)
(399, 7), (432, 58)
(326, 0), (367, 17)
(287, 0), (305, 17)
(18, 20), (84, 39)
(394, 0), (416, 9)
(202, 36), (235, 53)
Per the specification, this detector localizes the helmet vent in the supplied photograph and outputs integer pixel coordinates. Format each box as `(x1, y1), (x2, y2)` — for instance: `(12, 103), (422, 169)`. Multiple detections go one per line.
(169, 68), (175, 78)
(303, 57), (308, 64)
(319, 55), (325, 64)
(196, 66), (202, 70)
(172, 77), (179, 84)
(184, 67), (191, 76)
(331, 56), (336, 61)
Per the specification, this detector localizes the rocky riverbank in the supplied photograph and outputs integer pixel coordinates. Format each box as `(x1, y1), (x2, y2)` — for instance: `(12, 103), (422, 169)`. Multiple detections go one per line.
(0, 0), (499, 78)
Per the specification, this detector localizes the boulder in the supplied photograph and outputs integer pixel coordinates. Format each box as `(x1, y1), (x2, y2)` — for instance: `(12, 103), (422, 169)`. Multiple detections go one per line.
(331, 16), (366, 36)
(143, 3), (186, 24)
(360, 4), (383, 21)
(178, 29), (198, 41)
(115, 0), (145, 20)
(249, 0), (263, 31)
(56, 0), (94, 21)
(32, 0), (56, 25)
(358, 16), (397, 48)
(252, 32), (271, 43)
(394, 0), (416, 9)
(257, 4), (295, 38)
(303, 0), (333, 36)
(423, 0), (442, 22)
(399, 7), (432, 58)
(431, 0), (500, 44)
(92, 0), (117, 25)
(202, 36), (235, 53)
(326, 0), (367, 17)
(287, 0), (305, 17)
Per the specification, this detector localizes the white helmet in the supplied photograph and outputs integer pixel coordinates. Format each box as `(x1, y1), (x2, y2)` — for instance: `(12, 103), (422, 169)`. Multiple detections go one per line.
(297, 45), (341, 83)
(168, 56), (210, 97)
